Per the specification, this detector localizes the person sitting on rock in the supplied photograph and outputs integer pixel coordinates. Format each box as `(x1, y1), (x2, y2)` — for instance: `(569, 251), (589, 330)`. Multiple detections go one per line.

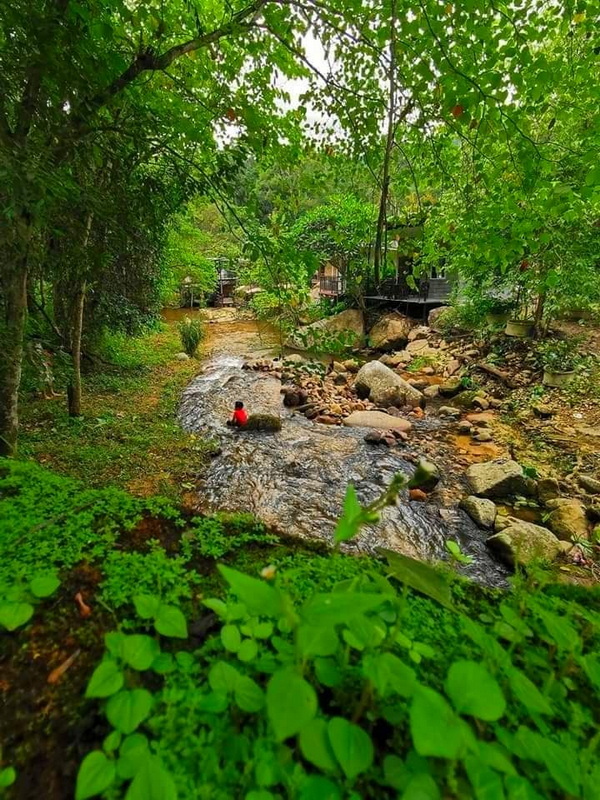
(227, 400), (249, 427)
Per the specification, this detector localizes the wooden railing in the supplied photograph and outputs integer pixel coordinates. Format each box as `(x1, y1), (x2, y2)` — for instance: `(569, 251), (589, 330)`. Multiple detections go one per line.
(319, 276), (344, 295)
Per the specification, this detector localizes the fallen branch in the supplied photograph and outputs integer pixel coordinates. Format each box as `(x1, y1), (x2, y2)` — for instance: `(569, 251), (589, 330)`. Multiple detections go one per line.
(475, 361), (518, 388)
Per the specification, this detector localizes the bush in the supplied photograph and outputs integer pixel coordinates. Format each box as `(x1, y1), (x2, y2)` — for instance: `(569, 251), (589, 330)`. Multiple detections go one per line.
(177, 316), (205, 356)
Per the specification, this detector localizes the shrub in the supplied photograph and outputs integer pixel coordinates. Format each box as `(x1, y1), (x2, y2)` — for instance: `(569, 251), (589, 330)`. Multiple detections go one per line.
(177, 316), (205, 356)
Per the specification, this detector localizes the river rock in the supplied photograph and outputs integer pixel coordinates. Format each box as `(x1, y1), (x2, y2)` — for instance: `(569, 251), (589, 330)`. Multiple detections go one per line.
(537, 477), (560, 504)
(368, 313), (414, 351)
(409, 489), (428, 502)
(406, 338), (432, 354)
(439, 377), (462, 397)
(487, 522), (562, 567)
(380, 350), (412, 367)
(428, 307), (448, 330)
(545, 498), (589, 540)
(460, 496), (497, 529)
(466, 459), (529, 498)
(244, 414), (282, 432)
(473, 396), (490, 411)
(354, 361), (423, 408)
(578, 474), (600, 494)
(287, 309), (364, 350)
(408, 459), (441, 492)
(423, 384), (440, 400)
(473, 430), (493, 443)
(408, 325), (430, 342)
(343, 411), (412, 432)
(343, 359), (360, 373)
(284, 353), (306, 365)
(438, 406), (460, 418)
(457, 420), (473, 434)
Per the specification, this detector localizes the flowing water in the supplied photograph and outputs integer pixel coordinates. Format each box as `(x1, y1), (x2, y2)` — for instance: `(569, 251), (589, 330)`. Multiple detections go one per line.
(176, 312), (509, 587)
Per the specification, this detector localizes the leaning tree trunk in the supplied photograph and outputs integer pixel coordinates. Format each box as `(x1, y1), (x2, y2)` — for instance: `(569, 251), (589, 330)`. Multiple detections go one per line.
(0, 267), (28, 456)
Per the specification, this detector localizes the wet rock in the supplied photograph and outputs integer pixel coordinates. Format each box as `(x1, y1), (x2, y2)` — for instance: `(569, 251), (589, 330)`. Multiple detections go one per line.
(245, 414), (282, 432)
(472, 396), (490, 411)
(537, 477), (560, 504)
(409, 489), (428, 502)
(408, 459), (441, 492)
(343, 410), (412, 432)
(175, 352), (191, 361)
(545, 498), (589, 540)
(439, 377), (462, 397)
(364, 431), (383, 444)
(423, 384), (441, 400)
(578, 474), (600, 494)
(487, 522), (562, 568)
(368, 312), (414, 351)
(438, 406), (460, 418)
(466, 459), (529, 498)
(355, 360), (423, 408)
(315, 415), (339, 425)
(460, 496), (497, 529)
(457, 420), (473, 435)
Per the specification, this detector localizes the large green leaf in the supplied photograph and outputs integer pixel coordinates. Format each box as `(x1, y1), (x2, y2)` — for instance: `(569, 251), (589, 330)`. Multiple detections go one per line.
(125, 754), (177, 800)
(383, 551), (454, 610)
(0, 602), (34, 631)
(106, 689), (153, 734)
(401, 774), (441, 800)
(299, 776), (341, 800)
(506, 668), (552, 715)
(446, 660), (506, 721)
(218, 565), (284, 618)
(465, 756), (506, 800)
(221, 624), (242, 653)
(363, 652), (417, 698)
(122, 635), (160, 671)
(266, 668), (317, 741)
(299, 718), (337, 771)
(133, 595), (161, 620)
(29, 574), (60, 598)
(410, 687), (471, 759)
(209, 661), (240, 693)
(234, 675), (265, 712)
(301, 592), (386, 626)
(154, 604), (187, 639)
(86, 660), (124, 699)
(514, 728), (580, 796)
(327, 717), (374, 780)
(76, 751), (116, 800)
(297, 623), (339, 657)
(116, 734), (150, 780)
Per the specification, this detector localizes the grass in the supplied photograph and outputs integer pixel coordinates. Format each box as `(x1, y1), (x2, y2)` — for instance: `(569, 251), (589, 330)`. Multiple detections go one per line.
(18, 324), (217, 500)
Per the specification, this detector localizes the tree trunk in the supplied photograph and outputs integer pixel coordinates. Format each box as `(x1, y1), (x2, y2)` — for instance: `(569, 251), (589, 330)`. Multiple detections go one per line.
(373, 0), (397, 288)
(67, 279), (86, 416)
(0, 268), (28, 456)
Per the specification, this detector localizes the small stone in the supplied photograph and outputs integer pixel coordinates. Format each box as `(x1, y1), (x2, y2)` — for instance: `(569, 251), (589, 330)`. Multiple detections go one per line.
(472, 396), (490, 411)
(409, 489), (428, 502)
(408, 459), (441, 492)
(460, 496), (497, 529)
(343, 359), (360, 373)
(408, 325), (430, 342)
(423, 384), (441, 400)
(439, 377), (462, 397)
(487, 522), (562, 567)
(333, 361), (346, 372)
(314, 415), (339, 425)
(382, 436), (398, 447)
(422, 367), (435, 376)
(532, 403), (553, 419)
(175, 352), (191, 361)
(445, 359), (461, 376)
(364, 431), (383, 444)
(466, 460), (529, 498)
(386, 406), (401, 417)
(473, 430), (493, 443)
(438, 406), (461, 418)
(457, 420), (473, 434)
(489, 398), (502, 409)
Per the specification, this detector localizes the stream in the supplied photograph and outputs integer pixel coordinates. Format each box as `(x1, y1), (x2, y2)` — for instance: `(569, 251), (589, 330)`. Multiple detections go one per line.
(176, 311), (509, 587)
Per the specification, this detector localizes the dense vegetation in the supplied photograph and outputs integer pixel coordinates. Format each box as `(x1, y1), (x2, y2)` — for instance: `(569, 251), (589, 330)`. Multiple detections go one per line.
(2, 1), (600, 798)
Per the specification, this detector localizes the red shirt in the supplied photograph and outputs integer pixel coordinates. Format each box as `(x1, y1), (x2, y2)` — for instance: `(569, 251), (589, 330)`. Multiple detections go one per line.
(233, 408), (248, 425)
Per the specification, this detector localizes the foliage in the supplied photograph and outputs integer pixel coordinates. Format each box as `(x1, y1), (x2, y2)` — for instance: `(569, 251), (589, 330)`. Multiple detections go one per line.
(177, 317), (205, 357)
(294, 327), (360, 357)
(183, 513), (278, 560)
(536, 338), (583, 373)
(0, 571), (60, 631)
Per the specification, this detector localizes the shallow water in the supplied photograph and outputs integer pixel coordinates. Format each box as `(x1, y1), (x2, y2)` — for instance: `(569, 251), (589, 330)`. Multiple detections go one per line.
(178, 315), (509, 587)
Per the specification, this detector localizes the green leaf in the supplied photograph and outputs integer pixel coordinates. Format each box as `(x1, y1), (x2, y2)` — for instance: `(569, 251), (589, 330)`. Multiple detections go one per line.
(122, 635), (160, 671)
(266, 668), (317, 741)
(221, 624), (242, 652)
(154, 605), (187, 638)
(105, 632), (127, 659)
(301, 592), (386, 626)
(383, 755), (407, 790)
(133, 595), (161, 620)
(151, 653), (176, 674)
(299, 718), (337, 771)
(410, 687), (471, 759)
(103, 730), (122, 753)
(209, 661), (240, 693)
(29, 574), (60, 598)
(514, 728), (580, 795)
(0, 767), (16, 789)
(465, 756), (506, 800)
(384, 551), (454, 610)
(334, 484), (363, 544)
(297, 623), (338, 657)
(446, 660), (506, 721)
(299, 776), (341, 800)
(0, 602), (34, 631)
(363, 652), (417, 698)
(117, 734), (150, 780)
(401, 774), (441, 800)
(238, 638), (259, 662)
(76, 751), (116, 800)
(327, 717), (373, 781)
(234, 676), (265, 712)
(507, 668), (552, 715)
(125, 754), (177, 800)
(581, 654), (600, 691)
(218, 565), (283, 617)
(86, 660), (124, 698)
(106, 689), (153, 734)
(504, 776), (544, 800)
(314, 657), (342, 688)
(198, 692), (228, 713)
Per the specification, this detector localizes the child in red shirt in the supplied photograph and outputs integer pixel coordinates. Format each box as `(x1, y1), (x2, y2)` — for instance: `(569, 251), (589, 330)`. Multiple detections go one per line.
(228, 400), (249, 427)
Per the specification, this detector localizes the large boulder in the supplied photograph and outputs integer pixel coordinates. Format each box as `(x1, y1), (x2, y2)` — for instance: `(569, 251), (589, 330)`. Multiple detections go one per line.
(343, 411), (412, 432)
(354, 361), (423, 408)
(368, 313), (414, 351)
(287, 309), (364, 350)
(466, 460), (529, 499)
(460, 496), (497, 529)
(428, 306), (450, 330)
(545, 498), (589, 540)
(487, 522), (562, 567)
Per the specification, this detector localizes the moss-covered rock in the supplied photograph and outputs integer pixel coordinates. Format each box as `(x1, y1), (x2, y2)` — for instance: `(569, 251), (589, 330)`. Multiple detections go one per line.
(244, 413), (282, 432)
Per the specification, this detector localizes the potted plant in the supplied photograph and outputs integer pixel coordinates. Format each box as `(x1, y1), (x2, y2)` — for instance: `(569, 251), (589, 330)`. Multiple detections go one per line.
(484, 297), (514, 325)
(537, 338), (581, 388)
(504, 276), (535, 337)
